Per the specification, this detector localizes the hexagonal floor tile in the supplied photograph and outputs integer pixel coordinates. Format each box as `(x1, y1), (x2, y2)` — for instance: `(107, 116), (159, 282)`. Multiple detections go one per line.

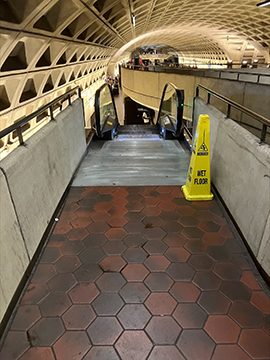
(122, 264), (149, 282)
(21, 283), (49, 305)
(123, 248), (148, 263)
(220, 281), (252, 302)
(144, 273), (173, 292)
(177, 330), (215, 360)
(117, 304), (151, 329)
(0, 331), (30, 360)
(53, 331), (91, 360)
(214, 262), (243, 280)
(74, 264), (102, 282)
(69, 283), (100, 303)
(148, 346), (185, 360)
(170, 282), (200, 302)
(79, 247), (105, 264)
(87, 317), (123, 345)
(146, 316), (181, 344)
(188, 254), (214, 271)
(96, 273), (126, 292)
(166, 263), (195, 281)
(66, 227), (88, 241)
(212, 345), (255, 360)
(143, 227), (166, 240)
(62, 304), (96, 330)
(198, 221), (220, 232)
(47, 273), (77, 293)
(83, 233), (107, 248)
(92, 293), (124, 315)
(204, 315), (240, 343)
(198, 291), (231, 314)
(144, 255), (170, 272)
(84, 346), (120, 360)
(144, 240), (168, 255)
(55, 256), (81, 273)
(120, 283), (150, 303)
(229, 302), (263, 328)
(193, 271), (222, 291)
(91, 211), (111, 222)
(19, 347), (55, 360)
(163, 234), (186, 247)
(239, 329), (270, 359)
(99, 256), (126, 272)
(162, 221), (183, 233)
(123, 234), (146, 247)
(38, 289), (71, 316)
(165, 247), (190, 262)
(105, 228), (127, 240)
(31, 264), (57, 283)
(145, 293), (177, 315)
(107, 216), (128, 228)
(184, 240), (209, 254)
(124, 221), (146, 233)
(115, 331), (152, 360)
(28, 317), (65, 346)
(102, 241), (127, 255)
(11, 305), (41, 331)
(173, 303), (207, 329)
(60, 240), (85, 255)
(40, 247), (62, 263)
(250, 291), (270, 313)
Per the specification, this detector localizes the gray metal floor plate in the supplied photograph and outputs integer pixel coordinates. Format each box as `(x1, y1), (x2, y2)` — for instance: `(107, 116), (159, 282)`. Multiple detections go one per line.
(72, 138), (191, 186)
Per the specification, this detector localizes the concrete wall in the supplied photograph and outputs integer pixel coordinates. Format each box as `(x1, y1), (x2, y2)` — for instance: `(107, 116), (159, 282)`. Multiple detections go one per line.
(121, 68), (270, 129)
(0, 98), (86, 322)
(194, 98), (270, 276)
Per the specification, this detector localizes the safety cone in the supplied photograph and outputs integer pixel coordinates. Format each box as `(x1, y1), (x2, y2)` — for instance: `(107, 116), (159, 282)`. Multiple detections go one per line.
(182, 114), (214, 201)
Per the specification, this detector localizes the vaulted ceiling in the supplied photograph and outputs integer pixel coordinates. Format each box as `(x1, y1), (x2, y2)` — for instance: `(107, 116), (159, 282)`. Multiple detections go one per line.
(0, 0), (269, 134)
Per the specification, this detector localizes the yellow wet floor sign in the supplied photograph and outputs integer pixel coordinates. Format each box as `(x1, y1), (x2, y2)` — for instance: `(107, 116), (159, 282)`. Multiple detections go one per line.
(182, 114), (214, 201)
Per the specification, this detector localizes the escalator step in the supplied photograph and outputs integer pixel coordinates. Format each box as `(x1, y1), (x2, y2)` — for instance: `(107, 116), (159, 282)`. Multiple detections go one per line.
(117, 125), (160, 139)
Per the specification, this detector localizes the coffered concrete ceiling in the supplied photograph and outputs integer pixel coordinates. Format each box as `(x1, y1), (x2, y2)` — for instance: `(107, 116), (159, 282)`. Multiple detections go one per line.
(0, 0), (269, 131)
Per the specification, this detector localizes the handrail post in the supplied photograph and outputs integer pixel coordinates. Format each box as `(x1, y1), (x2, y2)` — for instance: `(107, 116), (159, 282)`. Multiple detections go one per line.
(16, 127), (24, 145)
(68, 95), (72, 106)
(78, 87), (82, 98)
(49, 106), (54, 120)
(207, 92), (211, 104)
(260, 124), (267, 143)
(196, 86), (199, 97)
(227, 104), (231, 118)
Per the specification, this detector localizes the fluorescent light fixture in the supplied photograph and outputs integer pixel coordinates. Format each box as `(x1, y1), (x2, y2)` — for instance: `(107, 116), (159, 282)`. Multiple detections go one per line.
(242, 61), (247, 64)
(132, 14), (135, 26)
(256, 0), (270, 7)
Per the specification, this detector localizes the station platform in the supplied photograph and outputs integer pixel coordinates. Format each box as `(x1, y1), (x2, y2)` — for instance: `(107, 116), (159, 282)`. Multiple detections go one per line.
(1, 185), (270, 360)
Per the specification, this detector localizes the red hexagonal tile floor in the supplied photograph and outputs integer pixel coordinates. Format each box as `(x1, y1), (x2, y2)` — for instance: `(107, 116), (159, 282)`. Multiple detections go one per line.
(1, 186), (270, 360)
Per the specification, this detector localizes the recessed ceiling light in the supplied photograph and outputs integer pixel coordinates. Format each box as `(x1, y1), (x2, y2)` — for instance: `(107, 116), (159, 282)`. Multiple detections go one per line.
(256, 0), (270, 7)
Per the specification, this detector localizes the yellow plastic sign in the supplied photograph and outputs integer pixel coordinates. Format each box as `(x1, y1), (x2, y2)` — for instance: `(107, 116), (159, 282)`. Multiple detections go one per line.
(182, 114), (214, 201)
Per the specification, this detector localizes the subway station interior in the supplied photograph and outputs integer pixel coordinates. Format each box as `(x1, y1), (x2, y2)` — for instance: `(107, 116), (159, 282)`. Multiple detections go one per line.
(0, 0), (270, 359)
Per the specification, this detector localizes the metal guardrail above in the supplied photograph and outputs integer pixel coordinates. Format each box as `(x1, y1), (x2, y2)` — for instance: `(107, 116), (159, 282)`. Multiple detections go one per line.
(196, 84), (270, 143)
(122, 64), (270, 85)
(0, 86), (81, 146)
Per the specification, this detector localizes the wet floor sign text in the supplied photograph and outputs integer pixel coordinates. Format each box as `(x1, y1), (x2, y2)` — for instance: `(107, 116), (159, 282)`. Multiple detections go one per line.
(182, 114), (214, 201)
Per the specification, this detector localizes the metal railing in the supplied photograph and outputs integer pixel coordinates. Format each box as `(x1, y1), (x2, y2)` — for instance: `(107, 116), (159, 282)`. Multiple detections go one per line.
(0, 86), (81, 146)
(196, 85), (270, 143)
(122, 64), (270, 85)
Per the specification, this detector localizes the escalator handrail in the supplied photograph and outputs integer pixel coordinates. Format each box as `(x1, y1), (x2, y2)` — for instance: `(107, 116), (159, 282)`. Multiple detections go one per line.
(95, 83), (119, 138)
(157, 82), (184, 137)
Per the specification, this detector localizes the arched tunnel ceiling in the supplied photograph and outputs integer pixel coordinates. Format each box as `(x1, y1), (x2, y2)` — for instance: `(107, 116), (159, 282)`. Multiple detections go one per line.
(0, 0), (269, 122)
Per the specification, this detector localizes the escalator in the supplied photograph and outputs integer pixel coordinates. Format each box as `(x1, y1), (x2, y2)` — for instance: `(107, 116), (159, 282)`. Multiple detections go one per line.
(94, 82), (185, 140)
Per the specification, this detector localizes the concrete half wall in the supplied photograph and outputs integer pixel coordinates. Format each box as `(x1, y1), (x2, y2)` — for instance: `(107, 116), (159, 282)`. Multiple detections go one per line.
(0, 99), (86, 322)
(194, 98), (270, 277)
